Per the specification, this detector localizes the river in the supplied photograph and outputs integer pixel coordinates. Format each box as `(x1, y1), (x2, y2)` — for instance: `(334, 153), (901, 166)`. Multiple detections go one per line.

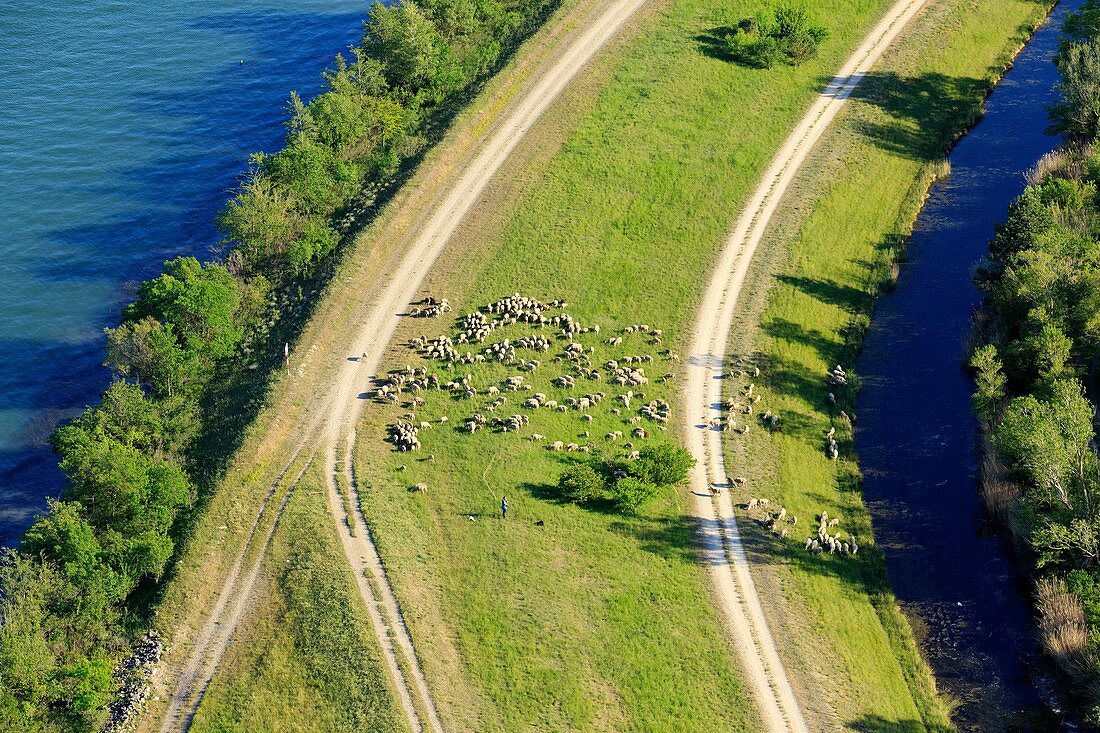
(0, 2), (363, 545)
(855, 1), (1080, 729)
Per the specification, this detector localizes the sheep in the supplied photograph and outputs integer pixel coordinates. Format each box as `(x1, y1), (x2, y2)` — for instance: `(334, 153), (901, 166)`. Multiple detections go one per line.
(548, 441), (565, 451)
(530, 433), (546, 441)
(410, 483), (428, 493)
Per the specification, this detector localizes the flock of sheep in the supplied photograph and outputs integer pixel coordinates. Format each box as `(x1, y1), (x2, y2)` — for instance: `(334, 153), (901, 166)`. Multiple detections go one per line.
(377, 294), (675, 458)
(805, 511), (859, 556)
(387, 292), (863, 562)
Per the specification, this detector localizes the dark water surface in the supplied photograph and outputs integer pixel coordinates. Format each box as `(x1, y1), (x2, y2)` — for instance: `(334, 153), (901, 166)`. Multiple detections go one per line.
(855, 1), (1081, 729)
(0, 2), (363, 545)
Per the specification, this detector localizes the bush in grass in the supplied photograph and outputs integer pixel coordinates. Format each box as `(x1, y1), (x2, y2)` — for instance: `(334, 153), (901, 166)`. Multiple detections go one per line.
(724, 3), (827, 69)
(631, 444), (695, 487)
(557, 463), (606, 505)
(611, 477), (660, 515)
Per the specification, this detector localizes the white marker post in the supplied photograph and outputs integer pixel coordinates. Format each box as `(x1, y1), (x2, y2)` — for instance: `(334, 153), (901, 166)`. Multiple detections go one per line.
(284, 342), (290, 375)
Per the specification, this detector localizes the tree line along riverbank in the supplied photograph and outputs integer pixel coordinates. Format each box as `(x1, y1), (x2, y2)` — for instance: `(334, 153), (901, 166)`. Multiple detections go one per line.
(0, 0), (561, 728)
(971, 0), (1100, 722)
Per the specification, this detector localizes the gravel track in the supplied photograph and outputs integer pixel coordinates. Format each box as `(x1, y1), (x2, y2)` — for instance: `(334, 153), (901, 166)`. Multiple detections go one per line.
(682, 1), (928, 729)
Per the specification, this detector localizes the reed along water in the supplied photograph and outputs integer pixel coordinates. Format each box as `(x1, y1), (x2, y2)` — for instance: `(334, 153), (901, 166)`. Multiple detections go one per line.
(0, 2), (362, 544)
(855, 1), (1082, 728)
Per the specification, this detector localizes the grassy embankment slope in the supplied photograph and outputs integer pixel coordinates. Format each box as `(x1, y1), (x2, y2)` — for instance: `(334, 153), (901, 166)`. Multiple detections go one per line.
(719, 0), (1052, 730)
(186, 466), (406, 733)
(344, 0), (1039, 731)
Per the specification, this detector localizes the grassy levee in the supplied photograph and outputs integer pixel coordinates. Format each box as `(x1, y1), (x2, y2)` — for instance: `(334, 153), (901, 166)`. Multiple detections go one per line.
(134, 0), (624, 727)
(134, 0), (1049, 729)
(343, 0), (1042, 731)
(186, 466), (406, 733)
(717, 0), (1052, 730)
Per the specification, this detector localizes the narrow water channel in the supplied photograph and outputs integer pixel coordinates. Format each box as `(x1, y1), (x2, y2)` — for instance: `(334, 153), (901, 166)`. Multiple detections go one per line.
(854, 1), (1080, 729)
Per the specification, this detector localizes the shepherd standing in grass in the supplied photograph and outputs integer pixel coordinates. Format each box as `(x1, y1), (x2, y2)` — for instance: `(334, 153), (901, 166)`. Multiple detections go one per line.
(501, 496), (508, 519)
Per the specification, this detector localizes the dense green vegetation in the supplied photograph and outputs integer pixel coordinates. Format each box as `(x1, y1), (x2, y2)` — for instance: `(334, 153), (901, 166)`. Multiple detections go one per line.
(0, 0), (560, 728)
(724, 3), (828, 68)
(971, 4), (1100, 719)
(556, 445), (694, 514)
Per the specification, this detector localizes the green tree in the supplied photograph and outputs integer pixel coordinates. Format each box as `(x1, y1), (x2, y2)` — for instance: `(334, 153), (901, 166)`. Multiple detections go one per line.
(631, 444), (695, 487)
(611, 477), (660, 515)
(557, 463), (605, 504)
(970, 344), (1006, 422)
(1051, 37), (1100, 141)
(365, 1), (462, 98)
(218, 174), (300, 273)
(1034, 517), (1100, 570)
(126, 258), (244, 363)
(105, 318), (196, 398)
(724, 3), (827, 69)
(995, 379), (1096, 511)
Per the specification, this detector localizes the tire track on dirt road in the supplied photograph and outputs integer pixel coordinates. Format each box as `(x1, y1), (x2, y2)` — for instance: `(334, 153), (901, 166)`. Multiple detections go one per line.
(683, 0), (928, 730)
(158, 453), (313, 733)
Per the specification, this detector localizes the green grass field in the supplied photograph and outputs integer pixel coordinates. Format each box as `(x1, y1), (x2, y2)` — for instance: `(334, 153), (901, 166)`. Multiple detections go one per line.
(186, 467), (406, 733)
(348, 0), (1046, 730)
(719, 0), (1051, 730)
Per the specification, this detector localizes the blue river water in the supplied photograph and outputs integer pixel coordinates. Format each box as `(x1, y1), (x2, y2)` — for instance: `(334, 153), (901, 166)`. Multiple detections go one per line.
(855, 1), (1079, 728)
(0, 2), (364, 545)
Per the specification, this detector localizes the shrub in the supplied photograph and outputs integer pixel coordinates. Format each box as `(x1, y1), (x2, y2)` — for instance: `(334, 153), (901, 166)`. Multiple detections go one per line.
(724, 3), (827, 69)
(631, 444), (695, 487)
(610, 477), (660, 515)
(557, 463), (605, 504)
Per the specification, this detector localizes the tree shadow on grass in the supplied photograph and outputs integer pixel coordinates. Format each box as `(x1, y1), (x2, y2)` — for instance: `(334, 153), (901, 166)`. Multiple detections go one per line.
(842, 71), (991, 161)
(848, 715), (952, 733)
(776, 274), (873, 313)
(695, 26), (739, 63)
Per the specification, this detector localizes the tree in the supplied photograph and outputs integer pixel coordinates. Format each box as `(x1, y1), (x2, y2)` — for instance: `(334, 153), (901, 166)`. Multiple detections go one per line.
(995, 379), (1096, 512)
(989, 187), (1058, 263)
(365, 1), (462, 98)
(218, 174), (300, 274)
(105, 318), (196, 398)
(126, 258), (244, 363)
(557, 463), (605, 504)
(631, 444), (695, 487)
(263, 141), (359, 216)
(970, 344), (1006, 422)
(1034, 517), (1100, 570)
(611, 477), (660, 515)
(22, 502), (101, 588)
(1051, 37), (1100, 141)
(724, 3), (827, 69)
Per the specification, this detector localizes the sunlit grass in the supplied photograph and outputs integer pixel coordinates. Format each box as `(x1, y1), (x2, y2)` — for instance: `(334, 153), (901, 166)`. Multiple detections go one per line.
(188, 468), (405, 733)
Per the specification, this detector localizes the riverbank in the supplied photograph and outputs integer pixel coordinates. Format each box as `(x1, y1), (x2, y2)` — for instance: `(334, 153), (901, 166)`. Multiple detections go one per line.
(715, 0), (1056, 728)
(347, 0), (1044, 729)
(856, 0), (1082, 725)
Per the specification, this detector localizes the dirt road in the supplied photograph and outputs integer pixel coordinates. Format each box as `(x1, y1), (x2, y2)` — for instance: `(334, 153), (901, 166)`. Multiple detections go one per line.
(154, 0), (649, 729)
(682, 0), (928, 730)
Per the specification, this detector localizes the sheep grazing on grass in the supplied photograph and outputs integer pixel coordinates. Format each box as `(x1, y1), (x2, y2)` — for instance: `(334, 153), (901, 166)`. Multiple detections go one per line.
(387, 422), (421, 451)
(410, 483), (428, 493)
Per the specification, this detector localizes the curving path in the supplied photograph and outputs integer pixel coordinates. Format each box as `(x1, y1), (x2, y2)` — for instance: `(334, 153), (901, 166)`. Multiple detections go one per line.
(154, 0), (649, 729)
(683, 0), (928, 729)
